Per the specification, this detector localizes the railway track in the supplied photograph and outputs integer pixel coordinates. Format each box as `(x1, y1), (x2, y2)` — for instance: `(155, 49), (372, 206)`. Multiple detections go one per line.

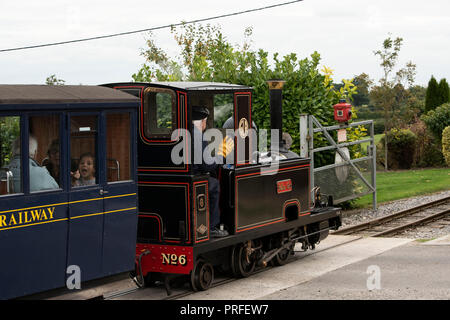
(104, 233), (361, 300)
(332, 196), (450, 237)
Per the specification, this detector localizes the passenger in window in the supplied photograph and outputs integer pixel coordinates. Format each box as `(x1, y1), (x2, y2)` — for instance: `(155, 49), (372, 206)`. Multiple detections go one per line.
(70, 159), (80, 186)
(73, 152), (96, 186)
(8, 136), (59, 192)
(44, 139), (60, 183)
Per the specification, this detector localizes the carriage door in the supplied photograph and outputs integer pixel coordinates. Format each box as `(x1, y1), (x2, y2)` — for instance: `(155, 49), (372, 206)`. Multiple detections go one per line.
(101, 111), (138, 275)
(67, 113), (104, 282)
(234, 92), (252, 166)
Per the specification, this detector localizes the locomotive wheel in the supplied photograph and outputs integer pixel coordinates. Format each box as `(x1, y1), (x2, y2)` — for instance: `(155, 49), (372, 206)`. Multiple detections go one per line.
(190, 259), (214, 291)
(273, 243), (294, 266)
(232, 243), (256, 277)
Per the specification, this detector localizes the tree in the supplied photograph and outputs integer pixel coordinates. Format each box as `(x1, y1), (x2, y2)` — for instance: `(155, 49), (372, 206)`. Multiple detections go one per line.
(438, 78), (450, 104)
(352, 73), (373, 107)
(0, 116), (20, 167)
(45, 75), (65, 85)
(421, 103), (450, 141)
(425, 76), (440, 112)
(370, 35), (416, 171)
(133, 23), (358, 165)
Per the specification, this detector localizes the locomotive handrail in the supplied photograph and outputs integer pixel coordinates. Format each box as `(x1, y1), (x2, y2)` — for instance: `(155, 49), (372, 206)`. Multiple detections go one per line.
(228, 169), (234, 208)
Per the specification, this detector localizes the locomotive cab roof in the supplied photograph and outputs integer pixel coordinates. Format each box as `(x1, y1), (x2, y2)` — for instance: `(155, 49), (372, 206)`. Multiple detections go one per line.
(103, 81), (253, 92)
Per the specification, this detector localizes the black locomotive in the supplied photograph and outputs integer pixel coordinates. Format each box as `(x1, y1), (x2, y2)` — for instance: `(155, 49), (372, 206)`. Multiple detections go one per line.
(104, 80), (342, 292)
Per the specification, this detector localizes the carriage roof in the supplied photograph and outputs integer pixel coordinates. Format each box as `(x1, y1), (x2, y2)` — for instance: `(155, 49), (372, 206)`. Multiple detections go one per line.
(0, 85), (139, 105)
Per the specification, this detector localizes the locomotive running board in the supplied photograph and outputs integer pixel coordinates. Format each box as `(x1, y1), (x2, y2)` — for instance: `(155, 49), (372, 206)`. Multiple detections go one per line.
(194, 207), (341, 255)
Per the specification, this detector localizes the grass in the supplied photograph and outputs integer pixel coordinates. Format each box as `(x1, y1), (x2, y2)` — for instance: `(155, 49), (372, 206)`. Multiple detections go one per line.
(352, 167), (450, 208)
(360, 133), (383, 151)
(415, 239), (435, 243)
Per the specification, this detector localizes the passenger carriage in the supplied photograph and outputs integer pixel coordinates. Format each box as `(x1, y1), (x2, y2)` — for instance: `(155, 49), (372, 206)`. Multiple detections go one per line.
(0, 85), (140, 299)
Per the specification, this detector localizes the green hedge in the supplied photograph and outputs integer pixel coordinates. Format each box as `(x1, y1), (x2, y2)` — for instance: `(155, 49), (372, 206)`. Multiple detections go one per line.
(443, 126), (450, 166)
(421, 103), (450, 140)
(377, 128), (417, 169)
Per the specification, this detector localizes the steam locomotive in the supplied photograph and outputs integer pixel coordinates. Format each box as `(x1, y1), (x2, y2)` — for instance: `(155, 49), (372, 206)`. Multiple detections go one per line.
(104, 80), (341, 292)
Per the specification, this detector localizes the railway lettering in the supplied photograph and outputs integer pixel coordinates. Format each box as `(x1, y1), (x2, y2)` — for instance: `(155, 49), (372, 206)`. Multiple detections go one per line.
(161, 253), (187, 266)
(0, 206), (56, 229)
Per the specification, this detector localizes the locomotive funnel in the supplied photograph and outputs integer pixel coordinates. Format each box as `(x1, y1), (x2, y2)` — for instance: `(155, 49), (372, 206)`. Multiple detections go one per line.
(267, 79), (286, 152)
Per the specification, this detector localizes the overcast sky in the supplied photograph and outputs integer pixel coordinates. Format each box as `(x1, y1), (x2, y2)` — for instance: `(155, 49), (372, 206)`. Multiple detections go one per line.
(1, 0), (449, 87)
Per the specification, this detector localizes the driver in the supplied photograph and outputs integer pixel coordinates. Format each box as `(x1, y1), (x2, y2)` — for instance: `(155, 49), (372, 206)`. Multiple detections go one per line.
(192, 106), (229, 238)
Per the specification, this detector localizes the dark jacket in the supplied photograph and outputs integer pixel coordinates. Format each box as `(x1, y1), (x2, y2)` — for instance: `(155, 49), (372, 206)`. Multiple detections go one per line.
(192, 127), (218, 176)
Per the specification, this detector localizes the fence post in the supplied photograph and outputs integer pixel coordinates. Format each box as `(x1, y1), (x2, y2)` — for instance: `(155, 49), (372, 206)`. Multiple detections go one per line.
(370, 121), (377, 212)
(308, 115), (315, 205)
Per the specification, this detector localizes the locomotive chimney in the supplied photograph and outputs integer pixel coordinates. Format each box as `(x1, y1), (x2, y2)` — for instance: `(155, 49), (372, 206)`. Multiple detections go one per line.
(267, 79), (286, 151)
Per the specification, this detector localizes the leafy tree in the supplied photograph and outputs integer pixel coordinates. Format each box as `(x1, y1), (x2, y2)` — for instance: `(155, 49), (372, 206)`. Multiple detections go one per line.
(45, 75), (65, 85)
(133, 23), (359, 166)
(370, 35), (416, 171)
(0, 116), (20, 167)
(421, 103), (450, 141)
(352, 73), (373, 107)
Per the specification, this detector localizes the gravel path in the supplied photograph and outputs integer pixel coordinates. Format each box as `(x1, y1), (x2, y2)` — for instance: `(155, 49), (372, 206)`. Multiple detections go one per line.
(340, 190), (450, 240)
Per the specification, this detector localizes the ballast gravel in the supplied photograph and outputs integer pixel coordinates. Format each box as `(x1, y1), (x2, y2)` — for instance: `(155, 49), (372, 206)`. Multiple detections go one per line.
(340, 190), (450, 240)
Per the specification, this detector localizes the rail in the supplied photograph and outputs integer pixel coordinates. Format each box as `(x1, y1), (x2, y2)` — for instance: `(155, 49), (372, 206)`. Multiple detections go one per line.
(332, 196), (450, 237)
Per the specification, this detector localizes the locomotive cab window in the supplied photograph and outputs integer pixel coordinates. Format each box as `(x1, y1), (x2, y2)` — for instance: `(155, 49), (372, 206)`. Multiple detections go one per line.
(143, 87), (176, 138)
(213, 93), (234, 128)
(0, 116), (21, 195)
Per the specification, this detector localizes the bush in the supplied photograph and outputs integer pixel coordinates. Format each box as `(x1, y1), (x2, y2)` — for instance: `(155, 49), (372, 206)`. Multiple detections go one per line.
(377, 128), (417, 169)
(373, 119), (385, 134)
(421, 103), (450, 140)
(409, 120), (445, 167)
(443, 126), (450, 166)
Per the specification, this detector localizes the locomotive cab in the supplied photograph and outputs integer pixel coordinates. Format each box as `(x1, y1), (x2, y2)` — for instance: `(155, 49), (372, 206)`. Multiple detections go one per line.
(104, 81), (342, 291)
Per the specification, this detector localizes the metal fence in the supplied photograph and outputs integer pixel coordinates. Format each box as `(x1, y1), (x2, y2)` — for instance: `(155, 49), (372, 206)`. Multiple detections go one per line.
(300, 115), (377, 210)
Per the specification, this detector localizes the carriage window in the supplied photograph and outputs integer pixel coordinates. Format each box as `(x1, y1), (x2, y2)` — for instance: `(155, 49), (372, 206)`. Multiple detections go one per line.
(143, 87), (176, 137)
(0, 116), (21, 195)
(70, 115), (98, 187)
(29, 115), (60, 192)
(106, 113), (131, 182)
